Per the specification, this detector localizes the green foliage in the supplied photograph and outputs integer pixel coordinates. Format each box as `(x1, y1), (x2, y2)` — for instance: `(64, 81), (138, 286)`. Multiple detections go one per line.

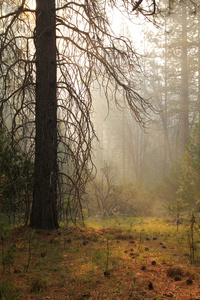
(156, 157), (192, 217)
(0, 216), (14, 274)
(156, 159), (182, 206)
(3, 246), (15, 272)
(0, 127), (34, 223)
(177, 125), (200, 212)
(158, 124), (200, 215)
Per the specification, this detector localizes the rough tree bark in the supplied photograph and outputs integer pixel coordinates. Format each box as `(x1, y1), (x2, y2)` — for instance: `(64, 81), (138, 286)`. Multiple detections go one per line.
(30, 0), (59, 229)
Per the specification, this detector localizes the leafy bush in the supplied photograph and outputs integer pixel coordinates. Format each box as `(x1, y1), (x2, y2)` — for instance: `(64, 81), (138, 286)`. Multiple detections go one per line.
(155, 159), (183, 216)
(158, 124), (200, 216)
(177, 125), (200, 213)
(0, 127), (34, 224)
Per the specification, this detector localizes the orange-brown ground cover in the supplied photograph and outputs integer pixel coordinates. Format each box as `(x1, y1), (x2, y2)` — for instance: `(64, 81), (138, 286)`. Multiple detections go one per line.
(1, 218), (200, 299)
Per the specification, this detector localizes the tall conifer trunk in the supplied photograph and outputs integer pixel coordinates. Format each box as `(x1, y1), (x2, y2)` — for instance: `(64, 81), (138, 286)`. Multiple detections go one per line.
(180, 3), (189, 149)
(30, 0), (59, 229)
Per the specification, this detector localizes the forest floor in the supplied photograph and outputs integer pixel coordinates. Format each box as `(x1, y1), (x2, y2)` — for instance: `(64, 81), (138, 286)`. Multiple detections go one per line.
(1, 217), (200, 299)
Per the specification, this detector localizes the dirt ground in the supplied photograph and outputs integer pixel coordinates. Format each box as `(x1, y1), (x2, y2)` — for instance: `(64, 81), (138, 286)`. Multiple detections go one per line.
(1, 219), (200, 299)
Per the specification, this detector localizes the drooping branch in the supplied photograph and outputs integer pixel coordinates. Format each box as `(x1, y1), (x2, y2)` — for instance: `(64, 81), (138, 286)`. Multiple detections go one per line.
(132, 0), (144, 11)
(1, 0), (158, 225)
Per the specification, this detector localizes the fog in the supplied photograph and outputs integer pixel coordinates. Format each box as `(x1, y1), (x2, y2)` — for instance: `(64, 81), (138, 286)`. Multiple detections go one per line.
(86, 1), (200, 217)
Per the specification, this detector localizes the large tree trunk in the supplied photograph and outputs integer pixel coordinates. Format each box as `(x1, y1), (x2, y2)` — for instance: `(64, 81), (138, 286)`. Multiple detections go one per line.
(30, 0), (59, 229)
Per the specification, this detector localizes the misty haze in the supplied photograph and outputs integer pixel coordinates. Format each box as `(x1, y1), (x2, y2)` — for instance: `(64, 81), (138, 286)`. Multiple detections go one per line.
(1, 0), (200, 299)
